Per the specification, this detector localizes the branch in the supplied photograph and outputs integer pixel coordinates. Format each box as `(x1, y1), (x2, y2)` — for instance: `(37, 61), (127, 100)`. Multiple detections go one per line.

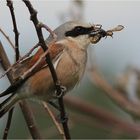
(21, 48), (49, 79)
(22, 0), (71, 139)
(0, 42), (13, 82)
(0, 43), (39, 80)
(7, 0), (20, 60)
(42, 102), (66, 140)
(18, 43), (40, 63)
(2, 108), (13, 139)
(19, 100), (42, 139)
(0, 44), (42, 139)
(0, 27), (15, 50)
(64, 96), (140, 137)
(22, 0), (59, 88)
(88, 68), (140, 119)
(3, 1), (20, 138)
(40, 23), (57, 40)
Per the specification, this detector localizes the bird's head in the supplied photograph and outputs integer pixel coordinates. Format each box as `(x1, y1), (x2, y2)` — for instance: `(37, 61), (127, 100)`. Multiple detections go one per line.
(46, 21), (124, 49)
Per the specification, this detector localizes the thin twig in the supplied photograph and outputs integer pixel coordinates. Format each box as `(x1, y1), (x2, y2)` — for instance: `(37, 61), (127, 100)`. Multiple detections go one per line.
(1, 1), (42, 138)
(22, 0), (59, 86)
(0, 42), (13, 82)
(7, 0), (20, 60)
(4, 1), (20, 138)
(88, 68), (140, 119)
(21, 49), (49, 79)
(22, 1), (70, 139)
(0, 41), (42, 139)
(64, 96), (140, 137)
(0, 27), (15, 50)
(19, 100), (42, 139)
(19, 43), (40, 63)
(0, 43), (40, 80)
(2, 108), (14, 139)
(40, 23), (57, 40)
(58, 97), (70, 139)
(42, 102), (66, 140)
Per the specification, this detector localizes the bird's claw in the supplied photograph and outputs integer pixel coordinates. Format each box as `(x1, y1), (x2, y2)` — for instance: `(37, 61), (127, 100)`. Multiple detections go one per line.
(54, 85), (67, 98)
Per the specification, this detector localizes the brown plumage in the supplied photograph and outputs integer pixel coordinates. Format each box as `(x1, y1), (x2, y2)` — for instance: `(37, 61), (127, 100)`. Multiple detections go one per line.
(1, 21), (122, 117)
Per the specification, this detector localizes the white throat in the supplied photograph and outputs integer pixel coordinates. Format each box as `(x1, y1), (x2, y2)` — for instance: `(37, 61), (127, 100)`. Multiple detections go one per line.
(68, 35), (91, 50)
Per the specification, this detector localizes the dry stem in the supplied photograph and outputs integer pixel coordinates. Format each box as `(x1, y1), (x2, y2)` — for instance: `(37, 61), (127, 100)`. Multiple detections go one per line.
(42, 102), (66, 140)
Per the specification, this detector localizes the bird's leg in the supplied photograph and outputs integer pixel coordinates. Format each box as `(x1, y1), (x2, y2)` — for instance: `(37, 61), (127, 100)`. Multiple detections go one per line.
(50, 85), (68, 123)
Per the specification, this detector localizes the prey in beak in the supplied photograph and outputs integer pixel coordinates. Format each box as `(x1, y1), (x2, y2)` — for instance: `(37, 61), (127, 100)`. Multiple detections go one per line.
(89, 24), (124, 44)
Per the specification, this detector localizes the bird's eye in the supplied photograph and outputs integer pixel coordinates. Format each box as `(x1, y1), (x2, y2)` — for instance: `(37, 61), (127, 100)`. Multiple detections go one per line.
(75, 26), (83, 31)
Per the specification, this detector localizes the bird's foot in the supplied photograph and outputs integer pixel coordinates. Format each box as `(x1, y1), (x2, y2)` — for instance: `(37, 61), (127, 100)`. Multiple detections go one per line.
(54, 85), (67, 98)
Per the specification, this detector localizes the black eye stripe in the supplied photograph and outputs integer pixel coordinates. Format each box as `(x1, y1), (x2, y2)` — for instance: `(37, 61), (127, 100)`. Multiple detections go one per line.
(65, 26), (94, 37)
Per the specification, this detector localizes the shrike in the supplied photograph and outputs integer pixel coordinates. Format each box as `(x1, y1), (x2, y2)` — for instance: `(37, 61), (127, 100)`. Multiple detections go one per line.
(0, 21), (122, 117)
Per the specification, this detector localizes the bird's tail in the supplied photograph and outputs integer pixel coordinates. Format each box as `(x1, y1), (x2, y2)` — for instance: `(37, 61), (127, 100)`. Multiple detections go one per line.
(0, 94), (18, 118)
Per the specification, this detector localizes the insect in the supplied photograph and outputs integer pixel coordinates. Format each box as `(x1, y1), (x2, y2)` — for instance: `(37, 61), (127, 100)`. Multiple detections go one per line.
(106, 25), (124, 37)
(90, 24), (124, 44)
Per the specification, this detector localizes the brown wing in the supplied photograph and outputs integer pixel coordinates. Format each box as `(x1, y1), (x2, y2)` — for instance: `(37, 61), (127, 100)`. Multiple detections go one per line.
(13, 43), (65, 79)
(28, 43), (65, 69)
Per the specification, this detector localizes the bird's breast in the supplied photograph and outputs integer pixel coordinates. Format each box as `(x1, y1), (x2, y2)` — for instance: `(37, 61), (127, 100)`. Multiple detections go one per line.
(56, 45), (87, 91)
(17, 40), (87, 101)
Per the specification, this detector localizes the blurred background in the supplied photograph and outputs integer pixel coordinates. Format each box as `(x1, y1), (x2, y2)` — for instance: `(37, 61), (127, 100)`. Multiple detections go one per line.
(1, 0), (140, 139)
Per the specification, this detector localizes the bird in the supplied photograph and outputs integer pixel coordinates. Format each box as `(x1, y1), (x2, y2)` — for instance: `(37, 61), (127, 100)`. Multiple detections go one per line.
(0, 21), (110, 117)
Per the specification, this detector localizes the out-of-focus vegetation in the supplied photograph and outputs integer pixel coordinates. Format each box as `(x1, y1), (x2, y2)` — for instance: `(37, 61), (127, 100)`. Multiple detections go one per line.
(1, 0), (140, 139)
